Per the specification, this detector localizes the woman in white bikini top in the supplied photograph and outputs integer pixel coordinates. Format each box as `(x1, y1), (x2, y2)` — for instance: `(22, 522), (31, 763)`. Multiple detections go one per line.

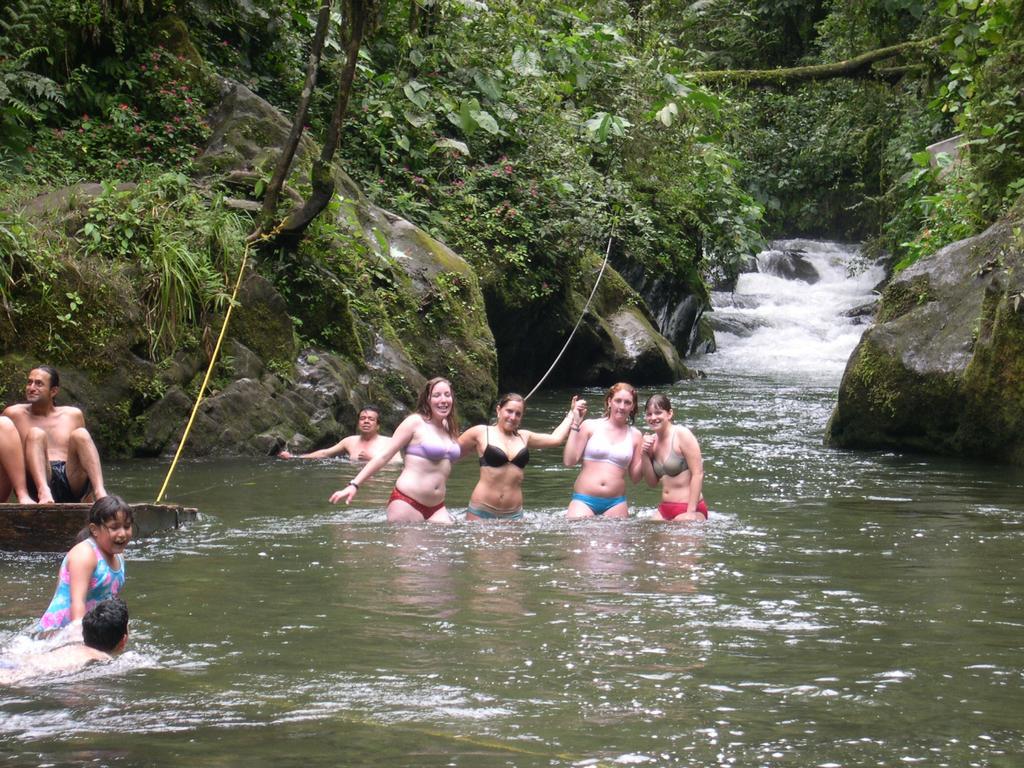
(563, 382), (643, 519)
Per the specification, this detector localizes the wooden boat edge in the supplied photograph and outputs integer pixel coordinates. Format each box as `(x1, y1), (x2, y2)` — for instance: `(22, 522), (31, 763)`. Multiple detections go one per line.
(0, 502), (199, 552)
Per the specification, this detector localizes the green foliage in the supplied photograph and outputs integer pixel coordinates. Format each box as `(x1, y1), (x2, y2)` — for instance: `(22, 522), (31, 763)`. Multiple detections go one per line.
(180, 0), (314, 106)
(330, 0), (761, 304)
(25, 46), (211, 183)
(0, 0), (63, 163)
(874, 0), (1023, 266)
(75, 172), (244, 356)
(889, 152), (987, 271)
(728, 79), (904, 238)
(0, 211), (53, 323)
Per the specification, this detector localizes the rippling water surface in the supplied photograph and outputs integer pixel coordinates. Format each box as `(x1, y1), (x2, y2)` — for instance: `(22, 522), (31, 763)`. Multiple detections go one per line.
(2, 242), (1023, 766)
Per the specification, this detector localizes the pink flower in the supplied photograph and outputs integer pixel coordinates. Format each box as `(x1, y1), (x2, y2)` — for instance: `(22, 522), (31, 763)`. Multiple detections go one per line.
(504, 164), (513, 174)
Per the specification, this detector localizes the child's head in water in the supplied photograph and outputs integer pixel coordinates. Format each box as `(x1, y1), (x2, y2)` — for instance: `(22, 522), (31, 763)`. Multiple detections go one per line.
(83, 598), (129, 653)
(79, 495), (134, 556)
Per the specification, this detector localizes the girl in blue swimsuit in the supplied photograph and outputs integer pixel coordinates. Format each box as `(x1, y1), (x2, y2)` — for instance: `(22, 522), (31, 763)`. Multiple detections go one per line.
(35, 496), (133, 634)
(563, 383), (643, 519)
(331, 377), (461, 524)
(458, 394), (588, 521)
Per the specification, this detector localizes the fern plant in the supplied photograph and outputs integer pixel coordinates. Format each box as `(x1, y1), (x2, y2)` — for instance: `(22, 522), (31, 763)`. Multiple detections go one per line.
(0, 0), (63, 160)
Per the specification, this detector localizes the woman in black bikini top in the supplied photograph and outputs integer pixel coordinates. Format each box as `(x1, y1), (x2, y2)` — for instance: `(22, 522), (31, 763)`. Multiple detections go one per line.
(458, 393), (588, 521)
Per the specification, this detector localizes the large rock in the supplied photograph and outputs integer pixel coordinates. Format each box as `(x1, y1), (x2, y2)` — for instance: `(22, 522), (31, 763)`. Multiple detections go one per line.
(617, 261), (714, 356)
(825, 207), (1024, 465)
(196, 80), (497, 423)
(484, 255), (693, 391)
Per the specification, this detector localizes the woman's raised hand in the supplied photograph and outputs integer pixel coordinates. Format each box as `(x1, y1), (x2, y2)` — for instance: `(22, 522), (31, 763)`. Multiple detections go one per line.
(571, 395), (588, 424)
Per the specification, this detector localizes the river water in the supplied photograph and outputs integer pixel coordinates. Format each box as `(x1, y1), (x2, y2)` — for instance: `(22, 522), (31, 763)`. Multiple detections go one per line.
(2, 241), (1023, 766)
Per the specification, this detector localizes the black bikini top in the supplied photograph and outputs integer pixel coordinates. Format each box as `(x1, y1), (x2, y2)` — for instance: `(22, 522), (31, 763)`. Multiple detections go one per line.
(479, 427), (530, 469)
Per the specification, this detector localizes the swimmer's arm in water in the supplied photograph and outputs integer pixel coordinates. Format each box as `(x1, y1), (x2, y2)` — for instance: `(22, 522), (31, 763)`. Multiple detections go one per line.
(0, 645), (109, 685)
(562, 417), (594, 467)
(329, 415), (416, 504)
(527, 396), (588, 448)
(67, 541), (99, 623)
(640, 433), (660, 487)
(279, 437), (349, 460)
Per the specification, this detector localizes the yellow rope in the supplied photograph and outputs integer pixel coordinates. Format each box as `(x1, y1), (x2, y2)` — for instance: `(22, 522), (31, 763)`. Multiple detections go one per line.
(154, 240), (252, 504)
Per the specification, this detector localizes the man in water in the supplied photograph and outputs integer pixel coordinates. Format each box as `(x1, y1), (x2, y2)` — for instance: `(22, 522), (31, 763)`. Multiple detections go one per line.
(2, 365), (108, 504)
(278, 405), (400, 463)
(0, 598), (128, 685)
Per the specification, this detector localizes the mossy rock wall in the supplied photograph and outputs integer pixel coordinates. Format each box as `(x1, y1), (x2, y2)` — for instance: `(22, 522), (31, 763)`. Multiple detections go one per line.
(826, 206), (1024, 465)
(484, 250), (693, 391)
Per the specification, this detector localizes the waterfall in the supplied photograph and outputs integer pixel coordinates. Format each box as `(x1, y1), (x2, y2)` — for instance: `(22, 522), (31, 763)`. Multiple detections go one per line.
(700, 239), (886, 384)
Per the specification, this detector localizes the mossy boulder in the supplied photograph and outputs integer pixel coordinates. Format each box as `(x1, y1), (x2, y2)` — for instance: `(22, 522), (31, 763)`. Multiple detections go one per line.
(196, 80), (497, 423)
(616, 260), (711, 357)
(484, 251), (694, 391)
(826, 208), (1024, 465)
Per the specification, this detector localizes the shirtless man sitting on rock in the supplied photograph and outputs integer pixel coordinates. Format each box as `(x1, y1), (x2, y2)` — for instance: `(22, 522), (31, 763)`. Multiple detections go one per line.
(278, 405), (400, 463)
(2, 366), (108, 504)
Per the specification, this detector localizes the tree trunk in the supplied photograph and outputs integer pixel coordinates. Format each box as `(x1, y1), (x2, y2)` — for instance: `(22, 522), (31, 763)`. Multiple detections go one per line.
(251, 0), (333, 242)
(277, 1), (370, 240)
(690, 36), (941, 87)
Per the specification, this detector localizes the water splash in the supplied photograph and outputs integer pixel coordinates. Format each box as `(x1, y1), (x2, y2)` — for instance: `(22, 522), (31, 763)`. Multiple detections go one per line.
(702, 239), (885, 383)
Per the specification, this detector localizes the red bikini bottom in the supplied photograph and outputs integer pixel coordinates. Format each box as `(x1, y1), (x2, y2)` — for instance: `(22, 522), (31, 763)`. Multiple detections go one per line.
(658, 499), (709, 520)
(389, 487), (445, 519)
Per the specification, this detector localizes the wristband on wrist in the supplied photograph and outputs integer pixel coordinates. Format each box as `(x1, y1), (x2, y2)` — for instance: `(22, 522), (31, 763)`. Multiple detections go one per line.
(348, 480), (359, 489)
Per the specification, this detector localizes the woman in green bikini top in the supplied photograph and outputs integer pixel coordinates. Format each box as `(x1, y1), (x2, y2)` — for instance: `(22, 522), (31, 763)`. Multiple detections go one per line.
(640, 393), (707, 522)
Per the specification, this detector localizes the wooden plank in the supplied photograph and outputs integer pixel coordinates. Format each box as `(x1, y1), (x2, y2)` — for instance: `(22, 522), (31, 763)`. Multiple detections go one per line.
(0, 502), (198, 552)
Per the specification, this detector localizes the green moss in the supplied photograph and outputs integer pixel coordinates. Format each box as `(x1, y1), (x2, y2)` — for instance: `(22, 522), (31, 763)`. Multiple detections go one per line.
(961, 286), (1024, 463)
(827, 337), (963, 452)
(229, 300), (297, 374)
(877, 275), (933, 323)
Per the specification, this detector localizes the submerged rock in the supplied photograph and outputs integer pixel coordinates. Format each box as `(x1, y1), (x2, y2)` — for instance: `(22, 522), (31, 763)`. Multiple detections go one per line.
(826, 205), (1024, 465)
(757, 248), (820, 283)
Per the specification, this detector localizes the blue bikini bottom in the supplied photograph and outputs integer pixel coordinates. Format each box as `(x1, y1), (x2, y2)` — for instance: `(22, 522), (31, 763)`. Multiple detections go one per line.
(571, 492), (627, 516)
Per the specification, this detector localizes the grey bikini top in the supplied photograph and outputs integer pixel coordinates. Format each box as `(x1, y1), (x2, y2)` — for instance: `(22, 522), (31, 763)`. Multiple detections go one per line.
(651, 427), (688, 478)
